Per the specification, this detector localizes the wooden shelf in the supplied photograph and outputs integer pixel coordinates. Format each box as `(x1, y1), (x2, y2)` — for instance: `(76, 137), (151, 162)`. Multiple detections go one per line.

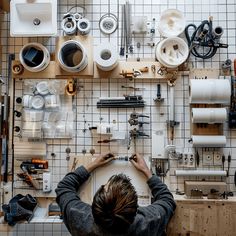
(12, 61), (56, 79)
(94, 60), (184, 79)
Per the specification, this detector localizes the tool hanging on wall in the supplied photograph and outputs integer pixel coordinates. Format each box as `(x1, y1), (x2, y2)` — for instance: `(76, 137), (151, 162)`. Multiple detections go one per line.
(185, 16), (228, 59)
(1, 54), (14, 183)
(167, 83), (179, 142)
(120, 66), (149, 79)
(154, 84), (164, 103)
(120, 1), (132, 57)
(228, 59), (236, 128)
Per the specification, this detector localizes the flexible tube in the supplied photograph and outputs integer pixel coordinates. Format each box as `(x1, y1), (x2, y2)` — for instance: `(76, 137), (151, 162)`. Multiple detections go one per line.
(175, 169), (227, 176)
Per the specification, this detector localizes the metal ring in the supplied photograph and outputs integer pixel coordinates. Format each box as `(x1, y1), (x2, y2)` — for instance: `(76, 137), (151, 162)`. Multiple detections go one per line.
(99, 13), (118, 35)
(61, 16), (77, 35)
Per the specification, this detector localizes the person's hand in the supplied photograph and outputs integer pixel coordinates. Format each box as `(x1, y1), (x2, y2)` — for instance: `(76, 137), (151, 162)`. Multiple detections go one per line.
(85, 153), (115, 173)
(130, 153), (152, 179)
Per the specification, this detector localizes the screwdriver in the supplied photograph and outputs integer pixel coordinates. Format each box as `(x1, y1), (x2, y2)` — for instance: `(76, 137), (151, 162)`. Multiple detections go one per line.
(97, 139), (118, 143)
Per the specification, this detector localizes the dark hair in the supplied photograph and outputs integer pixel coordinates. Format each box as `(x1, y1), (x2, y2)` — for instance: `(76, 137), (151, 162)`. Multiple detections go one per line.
(92, 174), (138, 234)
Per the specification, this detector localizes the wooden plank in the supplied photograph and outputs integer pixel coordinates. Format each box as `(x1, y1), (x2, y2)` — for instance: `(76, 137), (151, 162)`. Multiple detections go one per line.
(94, 60), (184, 79)
(0, 0), (10, 12)
(55, 35), (94, 77)
(12, 61), (56, 79)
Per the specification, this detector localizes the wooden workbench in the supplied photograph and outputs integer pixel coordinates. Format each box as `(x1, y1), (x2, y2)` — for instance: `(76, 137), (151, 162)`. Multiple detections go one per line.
(167, 196), (236, 236)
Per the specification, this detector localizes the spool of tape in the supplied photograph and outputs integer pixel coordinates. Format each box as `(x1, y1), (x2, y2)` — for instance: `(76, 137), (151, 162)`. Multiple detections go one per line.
(31, 95), (45, 110)
(61, 16), (77, 35)
(58, 40), (88, 73)
(94, 43), (118, 71)
(77, 18), (91, 35)
(19, 43), (50, 72)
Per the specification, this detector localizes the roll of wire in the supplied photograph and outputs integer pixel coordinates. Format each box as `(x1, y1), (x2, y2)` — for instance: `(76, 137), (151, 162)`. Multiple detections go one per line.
(77, 18), (91, 35)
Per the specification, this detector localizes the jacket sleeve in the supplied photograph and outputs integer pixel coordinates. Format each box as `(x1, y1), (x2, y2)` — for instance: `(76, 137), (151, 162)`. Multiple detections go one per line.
(135, 175), (176, 235)
(55, 165), (91, 229)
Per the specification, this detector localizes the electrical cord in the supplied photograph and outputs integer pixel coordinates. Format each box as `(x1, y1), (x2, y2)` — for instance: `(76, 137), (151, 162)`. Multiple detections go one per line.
(185, 18), (228, 59)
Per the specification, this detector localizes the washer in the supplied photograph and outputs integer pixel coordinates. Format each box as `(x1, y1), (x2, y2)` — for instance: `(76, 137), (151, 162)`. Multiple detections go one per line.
(61, 15), (77, 35)
(77, 18), (91, 35)
(99, 13), (118, 35)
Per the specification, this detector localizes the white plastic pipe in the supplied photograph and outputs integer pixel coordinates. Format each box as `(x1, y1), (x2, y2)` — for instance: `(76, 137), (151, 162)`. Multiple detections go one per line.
(169, 86), (175, 122)
(175, 169), (227, 177)
(192, 108), (227, 123)
(189, 79), (231, 104)
(191, 135), (226, 147)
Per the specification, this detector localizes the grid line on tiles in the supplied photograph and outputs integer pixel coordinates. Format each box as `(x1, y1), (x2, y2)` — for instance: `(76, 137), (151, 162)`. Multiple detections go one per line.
(1, 0), (236, 234)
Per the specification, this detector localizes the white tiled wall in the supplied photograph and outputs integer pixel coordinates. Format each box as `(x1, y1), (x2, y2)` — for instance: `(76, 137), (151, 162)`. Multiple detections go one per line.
(1, 0), (236, 235)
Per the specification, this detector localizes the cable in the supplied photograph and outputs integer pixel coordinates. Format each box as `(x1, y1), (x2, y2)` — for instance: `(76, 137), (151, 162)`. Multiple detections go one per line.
(185, 18), (228, 59)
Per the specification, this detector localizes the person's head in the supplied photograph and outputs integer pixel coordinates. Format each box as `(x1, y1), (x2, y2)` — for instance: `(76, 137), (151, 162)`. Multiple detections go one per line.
(92, 174), (138, 234)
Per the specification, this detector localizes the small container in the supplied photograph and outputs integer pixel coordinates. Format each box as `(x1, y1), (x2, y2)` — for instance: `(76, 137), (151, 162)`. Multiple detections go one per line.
(31, 95), (45, 109)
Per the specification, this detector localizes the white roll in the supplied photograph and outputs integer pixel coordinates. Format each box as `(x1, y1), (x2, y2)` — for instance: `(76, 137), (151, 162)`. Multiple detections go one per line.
(155, 37), (189, 68)
(77, 18), (91, 35)
(58, 40), (88, 73)
(19, 43), (50, 72)
(175, 169), (227, 177)
(95, 43), (118, 71)
(191, 135), (226, 147)
(192, 108), (227, 123)
(189, 79), (231, 104)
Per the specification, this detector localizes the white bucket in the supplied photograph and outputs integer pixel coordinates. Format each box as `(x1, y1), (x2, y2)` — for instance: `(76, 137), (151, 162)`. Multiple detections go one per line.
(19, 43), (50, 72)
(58, 40), (88, 73)
(155, 37), (189, 68)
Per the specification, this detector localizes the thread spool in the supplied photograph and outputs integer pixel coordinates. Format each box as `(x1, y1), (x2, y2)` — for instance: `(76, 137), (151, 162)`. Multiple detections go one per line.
(58, 40), (88, 73)
(77, 18), (91, 35)
(61, 16), (77, 35)
(19, 43), (50, 72)
(12, 64), (24, 75)
(192, 108), (227, 123)
(155, 37), (189, 68)
(189, 79), (231, 104)
(94, 43), (118, 71)
(191, 135), (226, 147)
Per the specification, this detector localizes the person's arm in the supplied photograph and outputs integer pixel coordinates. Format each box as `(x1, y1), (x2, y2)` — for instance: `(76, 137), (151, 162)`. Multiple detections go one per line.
(130, 153), (176, 226)
(55, 153), (115, 218)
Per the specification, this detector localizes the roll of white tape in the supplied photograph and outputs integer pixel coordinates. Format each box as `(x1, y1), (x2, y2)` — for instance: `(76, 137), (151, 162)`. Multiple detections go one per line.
(158, 9), (186, 37)
(77, 18), (91, 35)
(191, 135), (226, 147)
(94, 43), (118, 71)
(192, 108), (227, 123)
(31, 95), (45, 110)
(58, 40), (88, 73)
(19, 43), (50, 72)
(61, 16), (77, 35)
(189, 79), (231, 104)
(155, 37), (189, 68)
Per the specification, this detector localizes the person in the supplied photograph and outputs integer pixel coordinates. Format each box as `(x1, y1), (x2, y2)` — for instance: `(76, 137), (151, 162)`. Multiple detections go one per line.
(56, 153), (176, 236)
